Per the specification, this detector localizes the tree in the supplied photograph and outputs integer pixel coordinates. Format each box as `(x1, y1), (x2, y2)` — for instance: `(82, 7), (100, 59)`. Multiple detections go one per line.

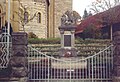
(72, 11), (81, 24)
(82, 9), (93, 19)
(88, 11), (93, 16)
(82, 24), (101, 39)
(90, 0), (120, 13)
(83, 9), (89, 19)
(90, 0), (120, 40)
(12, 0), (37, 32)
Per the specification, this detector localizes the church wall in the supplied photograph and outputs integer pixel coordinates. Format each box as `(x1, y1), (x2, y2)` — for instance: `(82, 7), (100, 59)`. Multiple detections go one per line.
(2, 0), (72, 38)
(6, 0), (48, 38)
(54, 0), (72, 37)
(48, 0), (72, 38)
(11, 0), (19, 32)
(0, 0), (6, 28)
(20, 1), (48, 38)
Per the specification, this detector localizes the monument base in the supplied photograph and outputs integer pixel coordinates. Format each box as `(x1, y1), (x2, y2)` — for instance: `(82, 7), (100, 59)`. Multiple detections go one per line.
(59, 48), (77, 57)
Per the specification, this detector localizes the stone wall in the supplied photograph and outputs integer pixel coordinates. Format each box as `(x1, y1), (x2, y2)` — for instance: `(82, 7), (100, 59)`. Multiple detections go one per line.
(2, 0), (73, 38)
(20, 0), (48, 38)
(0, 32), (28, 82)
(54, 0), (72, 37)
(0, 0), (6, 27)
(48, 0), (72, 38)
(10, 32), (28, 82)
(4, 0), (49, 38)
(20, 0), (73, 38)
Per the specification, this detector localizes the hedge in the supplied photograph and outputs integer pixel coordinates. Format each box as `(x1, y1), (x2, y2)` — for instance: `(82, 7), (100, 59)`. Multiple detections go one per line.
(28, 38), (61, 44)
(28, 38), (111, 45)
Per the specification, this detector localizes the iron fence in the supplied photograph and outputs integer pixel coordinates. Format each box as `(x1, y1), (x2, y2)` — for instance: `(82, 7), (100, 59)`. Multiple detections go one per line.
(0, 33), (12, 69)
(28, 45), (113, 82)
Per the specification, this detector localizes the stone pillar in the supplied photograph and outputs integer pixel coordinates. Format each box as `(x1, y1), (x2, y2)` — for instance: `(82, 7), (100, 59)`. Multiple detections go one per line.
(71, 30), (75, 48)
(59, 29), (64, 48)
(112, 31), (120, 82)
(9, 32), (28, 82)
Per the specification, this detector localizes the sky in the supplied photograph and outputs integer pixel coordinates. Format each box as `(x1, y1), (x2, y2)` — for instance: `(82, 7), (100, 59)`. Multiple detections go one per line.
(72, 0), (95, 16)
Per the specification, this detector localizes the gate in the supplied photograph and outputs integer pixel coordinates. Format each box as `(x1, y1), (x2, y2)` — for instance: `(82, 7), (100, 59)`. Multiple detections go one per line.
(0, 33), (12, 68)
(28, 45), (113, 82)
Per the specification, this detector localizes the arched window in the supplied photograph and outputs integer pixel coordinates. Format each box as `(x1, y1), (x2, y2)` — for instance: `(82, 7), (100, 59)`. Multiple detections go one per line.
(24, 10), (28, 24)
(37, 12), (41, 23)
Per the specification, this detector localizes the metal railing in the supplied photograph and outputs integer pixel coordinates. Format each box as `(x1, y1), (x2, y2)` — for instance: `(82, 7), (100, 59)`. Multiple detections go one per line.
(28, 45), (113, 82)
(0, 33), (12, 68)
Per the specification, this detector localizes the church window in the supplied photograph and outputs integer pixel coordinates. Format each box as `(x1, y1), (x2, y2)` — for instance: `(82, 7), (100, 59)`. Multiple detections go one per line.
(24, 11), (28, 24)
(37, 12), (41, 23)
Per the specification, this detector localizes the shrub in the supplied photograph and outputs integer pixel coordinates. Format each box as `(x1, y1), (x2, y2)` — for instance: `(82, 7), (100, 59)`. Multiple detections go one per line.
(28, 38), (60, 44)
(28, 32), (38, 38)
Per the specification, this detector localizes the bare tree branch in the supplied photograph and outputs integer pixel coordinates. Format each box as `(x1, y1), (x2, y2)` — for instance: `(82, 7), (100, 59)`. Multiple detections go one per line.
(12, 0), (37, 32)
(90, 0), (120, 13)
(13, 11), (24, 20)
(98, 5), (107, 11)
(25, 12), (37, 24)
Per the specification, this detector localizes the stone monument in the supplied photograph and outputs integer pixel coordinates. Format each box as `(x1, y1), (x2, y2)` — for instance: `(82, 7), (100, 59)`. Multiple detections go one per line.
(58, 10), (77, 57)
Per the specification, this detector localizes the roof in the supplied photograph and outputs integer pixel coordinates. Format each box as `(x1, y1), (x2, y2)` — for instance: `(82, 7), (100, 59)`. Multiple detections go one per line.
(75, 5), (120, 34)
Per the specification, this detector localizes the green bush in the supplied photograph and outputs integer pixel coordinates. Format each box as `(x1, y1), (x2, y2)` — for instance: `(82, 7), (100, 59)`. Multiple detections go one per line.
(75, 38), (111, 44)
(28, 38), (61, 44)
(28, 37), (111, 45)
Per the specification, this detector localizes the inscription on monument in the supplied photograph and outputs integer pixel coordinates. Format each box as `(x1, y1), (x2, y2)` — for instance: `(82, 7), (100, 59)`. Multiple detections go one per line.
(64, 35), (71, 47)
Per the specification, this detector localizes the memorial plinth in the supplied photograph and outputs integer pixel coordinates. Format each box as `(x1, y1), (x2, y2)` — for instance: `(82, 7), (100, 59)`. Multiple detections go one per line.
(59, 10), (78, 57)
(58, 25), (77, 57)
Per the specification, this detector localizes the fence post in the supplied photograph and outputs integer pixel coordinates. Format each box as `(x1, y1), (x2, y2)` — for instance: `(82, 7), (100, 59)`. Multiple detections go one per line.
(48, 58), (50, 82)
(9, 32), (28, 82)
(112, 31), (120, 82)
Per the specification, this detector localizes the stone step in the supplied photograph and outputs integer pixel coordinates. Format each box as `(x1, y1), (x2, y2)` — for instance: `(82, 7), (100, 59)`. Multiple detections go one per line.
(0, 77), (9, 81)
(0, 77), (27, 82)
(0, 77), (18, 82)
